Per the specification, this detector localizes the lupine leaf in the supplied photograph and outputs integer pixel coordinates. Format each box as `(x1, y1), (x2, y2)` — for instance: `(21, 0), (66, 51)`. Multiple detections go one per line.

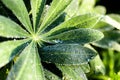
(37, 0), (72, 33)
(94, 6), (106, 14)
(56, 65), (87, 80)
(78, 0), (96, 14)
(0, 39), (29, 68)
(30, 0), (46, 32)
(90, 55), (105, 74)
(44, 69), (61, 80)
(108, 14), (120, 22)
(45, 28), (104, 44)
(102, 15), (120, 30)
(40, 44), (97, 65)
(80, 63), (90, 73)
(64, 0), (79, 20)
(0, 16), (29, 38)
(43, 14), (102, 36)
(7, 42), (45, 80)
(1, 0), (32, 33)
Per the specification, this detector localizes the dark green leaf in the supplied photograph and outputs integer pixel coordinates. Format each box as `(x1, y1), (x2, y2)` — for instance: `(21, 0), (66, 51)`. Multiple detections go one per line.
(45, 28), (104, 44)
(0, 16), (29, 38)
(43, 14), (102, 36)
(1, 0), (33, 33)
(7, 42), (45, 80)
(0, 39), (29, 68)
(56, 65), (87, 80)
(31, 0), (46, 32)
(37, 0), (72, 33)
(40, 44), (97, 65)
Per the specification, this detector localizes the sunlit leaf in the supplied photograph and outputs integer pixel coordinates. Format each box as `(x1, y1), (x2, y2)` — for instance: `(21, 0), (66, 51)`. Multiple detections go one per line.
(78, 0), (96, 14)
(1, 0), (32, 33)
(43, 14), (102, 36)
(0, 16), (29, 38)
(56, 65), (87, 80)
(45, 28), (104, 44)
(7, 42), (45, 80)
(37, 0), (72, 33)
(102, 15), (120, 30)
(31, 0), (46, 32)
(94, 6), (106, 14)
(40, 44), (97, 65)
(0, 39), (29, 68)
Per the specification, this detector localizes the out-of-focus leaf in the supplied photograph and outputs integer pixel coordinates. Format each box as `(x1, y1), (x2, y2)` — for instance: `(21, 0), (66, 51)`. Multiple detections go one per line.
(30, 0), (46, 32)
(43, 14), (102, 36)
(0, 39), (29, 68)
(7, 42), (45, 80)
(1, 0), (32, 33)
(0, 16), (29, 38)
(40, 44), (97, 65)
(78, 0), (96, 14)
(64, 0), (79, 20)
(102, 15), (120, 30)
(108, 14), (120, 22)
(38, 0), (72, 33)
(94, 6), (106, 14)
(45, 28), (104, 44)
(44, 69), (61, 80)
(90, 55), (106, 75)
(80, 63), (90, 73)
(92, 38), (120, 52)
(56, 65), (87, 80)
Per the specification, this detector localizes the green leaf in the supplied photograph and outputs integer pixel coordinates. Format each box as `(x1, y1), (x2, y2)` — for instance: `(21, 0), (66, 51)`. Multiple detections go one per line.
(1, 0), (32, 33)
(0, 16), (29, 38)
(56, 65), (87, 80)
(30, 0), (46, 32)
(45, 28), (104, 44)
(64, 0), (79, 20)
(44, 69), (61, 80)
(78, 0), (96, 14)
(80, 63), (90, 73)
(94, 6), (106, 14)
(92, 38), (120, 52)
(108, 14), (120, 22)
(43, 14), (102, 36)
(37, 0), (72, 33)
(90, 55), (106, 75)
(0, 39), (29, 68)
(7, 42), (45, 80)
(40, 44), (97, 65)
(102, 15), (120, 30)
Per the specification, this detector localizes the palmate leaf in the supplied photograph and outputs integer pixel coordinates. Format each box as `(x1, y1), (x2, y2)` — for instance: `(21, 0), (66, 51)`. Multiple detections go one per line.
(40, 44), (97, 65)
(7, 42), (45, 80)
(1, 0), (33, 33)
(30, 0), (46, 32)
(45, 28), (104, 44)
(37, 0), (72, 33)
(56, 65), (87, 80)
(43, 13), (102, 37)
(0, 39), (29, 68)
(0, 16), (29, 38)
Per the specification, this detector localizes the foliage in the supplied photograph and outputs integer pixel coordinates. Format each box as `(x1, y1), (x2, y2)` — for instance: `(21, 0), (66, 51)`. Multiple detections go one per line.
(0, 0), (120, 80)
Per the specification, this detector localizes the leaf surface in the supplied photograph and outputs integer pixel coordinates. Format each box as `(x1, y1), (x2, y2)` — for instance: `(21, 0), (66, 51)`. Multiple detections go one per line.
(7, 42), (45, 80)
(56, 65), (87, 80)
(37, 0), (72, 33)
(0, 16), (29, 38)
(0, 39), (29, 68)
(46, 28), (104, 44)
(1, 0), (32, 33)
(31, 0), (46, 32)
(40, 44), (97, 65)
(43, 14), (102, 36)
